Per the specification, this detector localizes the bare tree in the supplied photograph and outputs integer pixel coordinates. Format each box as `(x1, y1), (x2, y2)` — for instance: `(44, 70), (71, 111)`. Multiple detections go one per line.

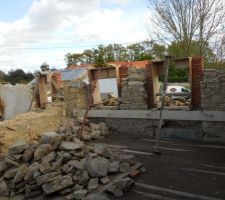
(150, 0), (225, 56)
(196, 0), (225, 55)
(212, 32), (225, 62)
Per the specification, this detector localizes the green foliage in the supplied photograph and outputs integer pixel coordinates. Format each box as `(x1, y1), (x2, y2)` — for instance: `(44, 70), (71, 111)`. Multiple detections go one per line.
(168, 63), (189, 82)
(0, 70), (5, 83)
(205, 61), (225, 69)
(40, 62), (50, 72)
(4, 69), (34, 85)
(167, 40), (220, 69)
(64, 40), (165, 67)
(159, 62), (189, 83)
(93, 45), (107, 68)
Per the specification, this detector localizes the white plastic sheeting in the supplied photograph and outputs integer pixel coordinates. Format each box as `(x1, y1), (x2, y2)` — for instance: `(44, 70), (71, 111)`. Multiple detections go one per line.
(0, 84), (32, 120)
(99, 78), (118, 97)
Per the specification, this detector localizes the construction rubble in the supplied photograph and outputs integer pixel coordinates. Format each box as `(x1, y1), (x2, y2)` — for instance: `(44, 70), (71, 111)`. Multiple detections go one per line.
(163, 96), (191, 107)
(0, 118), (143, 200)
(93, 94), (120, 110)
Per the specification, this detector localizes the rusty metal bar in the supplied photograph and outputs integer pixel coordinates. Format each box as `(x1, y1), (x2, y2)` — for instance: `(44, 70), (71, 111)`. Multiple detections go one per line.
(78, 69), (100, 139)
(154, 55), (171, 154)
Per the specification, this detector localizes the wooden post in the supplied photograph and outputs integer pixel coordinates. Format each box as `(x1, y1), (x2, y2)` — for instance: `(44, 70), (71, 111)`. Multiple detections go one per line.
(37, 74), (48, 109)
(91, 70), (101, 104)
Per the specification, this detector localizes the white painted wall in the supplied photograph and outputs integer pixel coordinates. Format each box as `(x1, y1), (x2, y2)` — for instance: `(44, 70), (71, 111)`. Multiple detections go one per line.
(0, 84), (32, 120)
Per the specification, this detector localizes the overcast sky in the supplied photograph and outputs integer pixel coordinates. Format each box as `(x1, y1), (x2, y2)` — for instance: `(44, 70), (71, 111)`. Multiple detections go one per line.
(0, 0), (152, 73)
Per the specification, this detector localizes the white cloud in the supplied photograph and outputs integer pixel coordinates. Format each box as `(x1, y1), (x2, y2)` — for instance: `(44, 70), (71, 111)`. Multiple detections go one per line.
(102, 0), (130, 4)
(0, 0), (149, 72)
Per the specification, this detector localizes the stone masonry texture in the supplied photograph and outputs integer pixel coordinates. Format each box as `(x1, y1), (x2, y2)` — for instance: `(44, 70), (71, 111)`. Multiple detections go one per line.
(201, 69), (225, 141)
(120, 68), (148, 110)
(64, 81), (88, 117)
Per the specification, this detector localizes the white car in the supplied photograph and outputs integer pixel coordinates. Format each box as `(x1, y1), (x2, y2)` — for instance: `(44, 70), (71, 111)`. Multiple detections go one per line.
(166, 85), (191, 100)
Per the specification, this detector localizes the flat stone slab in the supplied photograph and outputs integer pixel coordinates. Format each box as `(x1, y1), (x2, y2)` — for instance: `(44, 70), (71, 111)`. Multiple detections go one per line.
(9, 140), (29, 155)
(60, 141), (83, 151)
(42, 175), (73, 195)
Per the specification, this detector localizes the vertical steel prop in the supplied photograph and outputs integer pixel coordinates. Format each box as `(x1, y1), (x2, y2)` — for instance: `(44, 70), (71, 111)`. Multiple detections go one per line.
(79, 69), (100, 140)
(154, 55), (171, 155)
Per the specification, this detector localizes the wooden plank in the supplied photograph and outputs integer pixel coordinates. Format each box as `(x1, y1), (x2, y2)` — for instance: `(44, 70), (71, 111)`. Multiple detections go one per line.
(129, 170), (141, 178)
(73, 110), (225, 122)
(37, 75), (48, 109)
(97, 162), (142, 193)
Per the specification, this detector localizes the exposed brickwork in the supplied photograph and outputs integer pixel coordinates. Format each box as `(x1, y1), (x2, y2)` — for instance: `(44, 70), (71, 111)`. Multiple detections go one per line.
(146, 62), (155, 108)
(109, 60), (150, 68)
(66, 61), (150, 70)
(118, 66), (129, 96)
(191, 57), (204, 109)
(67, 64), (94, 70)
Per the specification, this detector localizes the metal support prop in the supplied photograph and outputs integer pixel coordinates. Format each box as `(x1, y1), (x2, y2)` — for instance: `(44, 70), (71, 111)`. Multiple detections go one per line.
(79, 69), (100, 140)
(154, 55), (171, 154)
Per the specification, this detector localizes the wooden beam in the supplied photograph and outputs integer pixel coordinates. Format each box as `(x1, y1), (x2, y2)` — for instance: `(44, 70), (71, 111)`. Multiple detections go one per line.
(98, 162), (142, 193)
(37, 74), (48, 109)
(73, 109), (225, 122)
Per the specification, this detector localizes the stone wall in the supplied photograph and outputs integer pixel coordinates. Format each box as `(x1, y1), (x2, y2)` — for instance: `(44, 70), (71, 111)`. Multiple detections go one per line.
(201, 69), (225, 110)
(63, 81), (88, 117)
(90, 118), (203, 139)
(91, 118), (157, 135)
(120, 68), (148, 110)
(0, 103), (65, 152)
(202, 121), (225, 141)
(201, 69), (225, 141)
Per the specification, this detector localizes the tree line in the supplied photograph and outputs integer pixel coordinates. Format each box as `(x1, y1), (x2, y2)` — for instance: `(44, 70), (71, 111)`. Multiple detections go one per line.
(0, 63), (54, 85)
(65, 41), (166, 67)
(65, 40), (224, 69)
(0, 69), (34, 85)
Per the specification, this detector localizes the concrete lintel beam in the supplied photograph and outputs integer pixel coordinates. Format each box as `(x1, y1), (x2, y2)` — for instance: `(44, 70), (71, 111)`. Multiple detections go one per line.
(73, 109), (225, 122)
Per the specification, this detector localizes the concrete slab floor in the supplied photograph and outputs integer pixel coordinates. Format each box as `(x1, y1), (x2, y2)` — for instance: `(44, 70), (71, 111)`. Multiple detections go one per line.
(95, 134), (225, 200)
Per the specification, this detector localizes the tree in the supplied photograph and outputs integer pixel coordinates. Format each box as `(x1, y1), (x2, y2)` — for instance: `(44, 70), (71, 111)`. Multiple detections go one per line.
(152, 42), (166, 59)
(150, 0), (225, 56)
(4, 69), (34, 85)
(196, 0), (225, 55)
(0, 70), (5, 83)
(93, 45), (107, 68)
(82, 50), (94, 64)
(104, 44), (115, 62)
(113, 44), (128, 61)
(40, 62), (50, 71)
(127, 43), (144, 61)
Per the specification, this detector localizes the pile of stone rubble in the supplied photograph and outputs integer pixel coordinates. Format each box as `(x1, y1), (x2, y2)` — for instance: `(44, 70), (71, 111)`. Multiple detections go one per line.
(120, 67), (148, 110)
(57, 117), (110, 141)
(0, 120), (142, 200)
